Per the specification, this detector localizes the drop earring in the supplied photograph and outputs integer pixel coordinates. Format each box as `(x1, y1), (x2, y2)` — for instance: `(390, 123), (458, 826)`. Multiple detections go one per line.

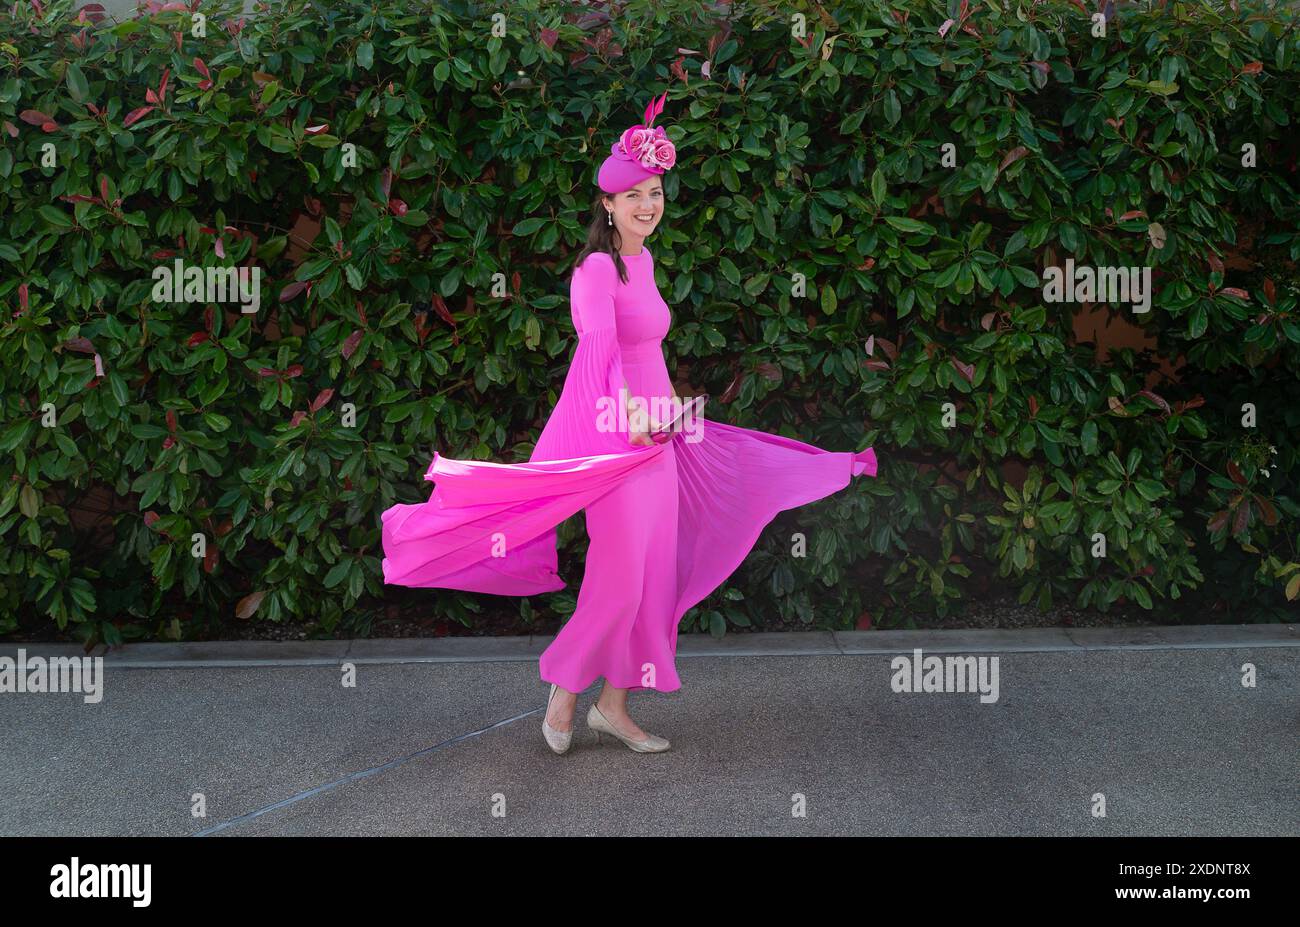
(606, 210), (613, 226)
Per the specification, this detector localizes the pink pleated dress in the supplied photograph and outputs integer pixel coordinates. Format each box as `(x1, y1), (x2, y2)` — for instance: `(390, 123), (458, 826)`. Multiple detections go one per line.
(380, 246), (878, 694)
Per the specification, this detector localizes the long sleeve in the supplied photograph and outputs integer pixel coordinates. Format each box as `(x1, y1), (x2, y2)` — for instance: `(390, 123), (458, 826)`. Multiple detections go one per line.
(531, 252), (636, 460)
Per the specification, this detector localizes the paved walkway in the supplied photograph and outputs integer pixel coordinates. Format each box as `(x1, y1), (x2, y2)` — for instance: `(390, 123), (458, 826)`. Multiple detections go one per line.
(1, 626), (1295, 836)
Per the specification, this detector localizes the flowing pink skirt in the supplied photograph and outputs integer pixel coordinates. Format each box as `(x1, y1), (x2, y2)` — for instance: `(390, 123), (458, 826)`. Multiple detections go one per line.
(381, 417), (878, 693)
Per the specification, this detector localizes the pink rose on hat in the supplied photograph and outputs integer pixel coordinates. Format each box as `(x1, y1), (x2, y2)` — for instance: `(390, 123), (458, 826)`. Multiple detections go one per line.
(596, 92), (679, 194)
(614, 124), (676, 173)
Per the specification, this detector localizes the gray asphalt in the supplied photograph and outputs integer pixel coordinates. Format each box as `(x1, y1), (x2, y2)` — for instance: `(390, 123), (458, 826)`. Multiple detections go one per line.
(1, 626), (1295, 836)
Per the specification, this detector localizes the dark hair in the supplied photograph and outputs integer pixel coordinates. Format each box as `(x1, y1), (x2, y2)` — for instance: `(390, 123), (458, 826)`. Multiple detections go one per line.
(573, 192), (631, 285)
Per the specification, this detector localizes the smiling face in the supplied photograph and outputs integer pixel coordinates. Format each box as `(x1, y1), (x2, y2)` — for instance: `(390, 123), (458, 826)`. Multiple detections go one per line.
(603, 176), (664, 250)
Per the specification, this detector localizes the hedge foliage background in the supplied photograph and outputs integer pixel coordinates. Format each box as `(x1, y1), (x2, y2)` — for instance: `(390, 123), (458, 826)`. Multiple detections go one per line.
(1, 0), (1298, 645)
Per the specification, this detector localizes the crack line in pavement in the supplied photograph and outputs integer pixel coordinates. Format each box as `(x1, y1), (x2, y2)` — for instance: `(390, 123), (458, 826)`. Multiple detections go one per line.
(191, 705), (549, 836)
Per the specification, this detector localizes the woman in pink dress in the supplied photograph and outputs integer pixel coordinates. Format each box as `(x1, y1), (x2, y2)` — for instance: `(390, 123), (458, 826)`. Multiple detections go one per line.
(380, 93), (878, 755)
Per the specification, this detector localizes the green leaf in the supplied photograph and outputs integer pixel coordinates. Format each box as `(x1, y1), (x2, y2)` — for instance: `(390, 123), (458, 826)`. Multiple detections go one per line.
(39, 205), (72, 228)
(1081, 420), (1098, 455)
(65, 63), (89, 102)
(511, 217), (547, 236)
(883, 89), (900, 125)
(884, 216), (934, 235)
(323, 560), (351, 588)
(821, 284), (837, 315)
(19, 484), (39, 518)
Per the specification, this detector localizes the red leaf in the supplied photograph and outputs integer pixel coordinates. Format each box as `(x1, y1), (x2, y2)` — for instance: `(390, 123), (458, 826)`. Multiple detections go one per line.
(279, 281), (308, 302)
(341, 329), (363, 359)
(388, 198), (407, 216)
(123, 105), (155, 127)
(431, 295), (456, 328)
(235, 590), (265, 619)
(1232, 499), (1250, 535)
(194, 57), (210, 78)
(951, 358), (975, 384)
(1118, 210), (1146, 221)
(1220, 287), (1249, 299)
(1206, 253), (1223, 275)
(186, 331), (210, 346)
(282, 364), (304, 379)
(304, 123), (329, 135)
(1138, 389), (1170, 413)
(539, 28), (558, 48)
(19, 110), (50, 125)
(998, 146), (1028, 174)
(1240, 61), (1263, 75)
(203, 544), (219, 574)
(310, 388), (334, 412)
(1226, 460), (1245, 485)
(1028, 394), (1039, 417)
(1263, 278), (1276, 306)
(288, 410), (307, 428)
(166, 409), (178, 433)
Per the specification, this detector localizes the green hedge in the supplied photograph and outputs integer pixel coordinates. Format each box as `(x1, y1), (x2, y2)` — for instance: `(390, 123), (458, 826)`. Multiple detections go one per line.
(1, 0), (1298, 644)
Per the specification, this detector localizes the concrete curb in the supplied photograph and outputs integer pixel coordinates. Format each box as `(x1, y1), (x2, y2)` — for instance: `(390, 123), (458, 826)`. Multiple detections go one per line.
(2, 624), (1295, 668)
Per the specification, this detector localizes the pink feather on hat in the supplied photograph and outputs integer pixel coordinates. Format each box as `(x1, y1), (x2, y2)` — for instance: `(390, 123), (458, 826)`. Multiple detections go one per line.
(597, 92), (678, 194)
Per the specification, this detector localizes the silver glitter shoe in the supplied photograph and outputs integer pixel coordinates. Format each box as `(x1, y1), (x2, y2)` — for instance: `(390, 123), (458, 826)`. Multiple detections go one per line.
(587, 702), (670, 753)
(542, 684), (573, 755)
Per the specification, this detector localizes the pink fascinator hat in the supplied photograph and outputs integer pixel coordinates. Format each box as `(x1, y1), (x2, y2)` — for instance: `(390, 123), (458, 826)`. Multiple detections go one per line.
(597, 92), (678, 194)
